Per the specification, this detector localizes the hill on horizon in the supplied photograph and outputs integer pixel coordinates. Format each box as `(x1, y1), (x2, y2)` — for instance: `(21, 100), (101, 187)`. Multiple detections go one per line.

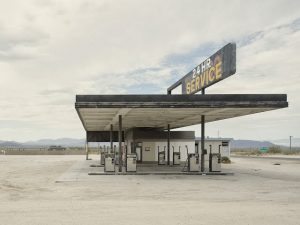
(0, 137), (299, 148)
(231, 139), (274, 149)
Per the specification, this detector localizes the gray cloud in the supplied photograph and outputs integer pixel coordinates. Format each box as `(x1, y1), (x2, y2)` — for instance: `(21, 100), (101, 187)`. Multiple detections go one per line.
(0, 25), (49, 61)
(39, 87), (75, 96)
(0, 0), (299, 141)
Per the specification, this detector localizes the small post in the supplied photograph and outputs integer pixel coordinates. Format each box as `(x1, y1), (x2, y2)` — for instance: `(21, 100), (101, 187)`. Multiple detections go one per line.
(118, 115), (122, 172)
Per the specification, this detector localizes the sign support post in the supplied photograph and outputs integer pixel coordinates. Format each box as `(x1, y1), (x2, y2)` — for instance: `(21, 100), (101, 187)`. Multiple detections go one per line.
(201, 88), (205, 172)
(166, 43), (236, 172)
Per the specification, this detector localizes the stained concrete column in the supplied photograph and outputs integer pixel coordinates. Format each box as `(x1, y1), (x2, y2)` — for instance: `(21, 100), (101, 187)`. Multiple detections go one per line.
(167, 124), (170, 165)
(201, 115), (205, 172)
(85, 139), (88, 160)
(118, 115), (122, 172)
(110, 124), (113, 150)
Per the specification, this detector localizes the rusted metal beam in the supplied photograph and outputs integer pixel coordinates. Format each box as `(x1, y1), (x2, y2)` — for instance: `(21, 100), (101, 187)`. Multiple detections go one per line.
(75, 94), (288, 109)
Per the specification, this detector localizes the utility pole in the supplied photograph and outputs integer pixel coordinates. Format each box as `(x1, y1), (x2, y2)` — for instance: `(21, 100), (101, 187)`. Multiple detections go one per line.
(289, 136), (292, 151)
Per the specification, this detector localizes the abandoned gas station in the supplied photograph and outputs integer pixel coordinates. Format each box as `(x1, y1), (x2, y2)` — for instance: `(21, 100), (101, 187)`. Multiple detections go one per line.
(75, 43), (288, 174)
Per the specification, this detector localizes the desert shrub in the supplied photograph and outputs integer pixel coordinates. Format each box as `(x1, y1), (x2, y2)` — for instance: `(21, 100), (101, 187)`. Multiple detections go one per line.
(221, 156), (231, 164)
(267, 146), (282, 154)
(282, 149), (300, 155)
(232, 149), (262, 156)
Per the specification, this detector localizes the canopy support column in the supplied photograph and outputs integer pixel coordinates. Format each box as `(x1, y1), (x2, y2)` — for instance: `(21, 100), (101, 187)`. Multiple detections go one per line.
(201, 115), (205, 172)
(167, 124), (170, 165)
(85, 135), (89, 160)
(118, 115), (122, 172)
(110, 124), (113, 150)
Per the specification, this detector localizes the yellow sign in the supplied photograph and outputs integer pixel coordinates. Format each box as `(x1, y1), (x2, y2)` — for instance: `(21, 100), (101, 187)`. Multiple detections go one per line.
(185, 55), (222, 94)
(181, 43), (236, 94)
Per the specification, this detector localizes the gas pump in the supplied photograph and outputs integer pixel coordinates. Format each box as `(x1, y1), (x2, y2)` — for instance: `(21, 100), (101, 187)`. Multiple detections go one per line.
(158, 146), (166, 165)
(100, 146), (107, 165)
(209, 145), (221, 172)
(187, 153), (200, 172)
(104, 153), (115, 172)
(173, 146), (181, 165)
(126, 153), (137, 172)
(181, 146), (189, 171)
(114, 145), (119, 165)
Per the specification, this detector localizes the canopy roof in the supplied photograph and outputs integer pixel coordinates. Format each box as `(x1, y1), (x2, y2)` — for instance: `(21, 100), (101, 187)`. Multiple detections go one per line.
(75, 94), (288, 131)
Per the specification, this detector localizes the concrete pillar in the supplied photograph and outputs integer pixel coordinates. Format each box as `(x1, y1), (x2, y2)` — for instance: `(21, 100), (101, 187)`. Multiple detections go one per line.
(110, 124), (113, 150)
(167, 124), (170, 165)
(118, 115), (122, 172)
(201, 115), (205, 172)
(85, 140), (88, 160)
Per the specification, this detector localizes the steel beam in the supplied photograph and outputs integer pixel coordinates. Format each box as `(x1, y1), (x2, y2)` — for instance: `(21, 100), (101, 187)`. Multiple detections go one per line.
(201, 88), (205, 172)
(104, 108), (131, 130)
(76, 94), (288, 106)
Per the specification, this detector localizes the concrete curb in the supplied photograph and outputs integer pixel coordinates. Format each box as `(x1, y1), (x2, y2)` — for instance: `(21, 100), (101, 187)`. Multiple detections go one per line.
(88, 172), (234, 176)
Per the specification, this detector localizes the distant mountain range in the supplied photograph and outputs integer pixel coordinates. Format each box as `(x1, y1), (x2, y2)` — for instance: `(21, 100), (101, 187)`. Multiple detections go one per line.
(0, 138), (85, 148)
(230, 138), (300, 148)
(0, 137), (299, 148)
(0, 140), (24, 148)
(24, 138), (86, 147)
(231, 140), (274, 149)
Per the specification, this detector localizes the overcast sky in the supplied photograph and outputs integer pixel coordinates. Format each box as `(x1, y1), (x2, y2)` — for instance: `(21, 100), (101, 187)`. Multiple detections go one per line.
(0, 0), (299, 142)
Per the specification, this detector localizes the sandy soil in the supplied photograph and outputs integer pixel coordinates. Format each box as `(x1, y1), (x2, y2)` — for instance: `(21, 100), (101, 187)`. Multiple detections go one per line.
(0, 155), (299, 225)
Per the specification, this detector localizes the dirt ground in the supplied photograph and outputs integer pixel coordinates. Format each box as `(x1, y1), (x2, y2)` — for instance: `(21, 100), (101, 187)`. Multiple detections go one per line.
(0, 155), (299, 225)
